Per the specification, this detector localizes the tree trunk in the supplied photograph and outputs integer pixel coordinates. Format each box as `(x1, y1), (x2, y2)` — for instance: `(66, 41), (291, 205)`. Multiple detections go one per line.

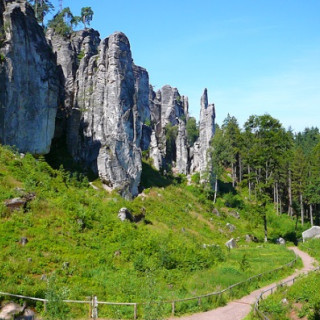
(310, 204), (314, 226)
(232, 164), (235, 188)
(248, 165), (251, 200)
(288, 169), (293, 217)
(299, 184), (304, 226)
(213, 177), (218, 204)
(264, 214), (268, 242)
(239, 155), (242, 183)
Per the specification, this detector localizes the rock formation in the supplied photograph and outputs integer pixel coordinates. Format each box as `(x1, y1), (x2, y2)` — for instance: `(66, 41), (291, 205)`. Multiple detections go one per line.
(46, 28), (100, 138)
(71, 32), (144, 198)
(190, 88), (216, 175)
(0, 0), (59, 154)
(148, 85), (189, 172)
(0, 1), (217, 198)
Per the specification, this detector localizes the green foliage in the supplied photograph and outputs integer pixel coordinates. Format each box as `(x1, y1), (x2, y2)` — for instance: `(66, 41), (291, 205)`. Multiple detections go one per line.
(186, 117), (199, 146)
(77, 50), (85, 61)
(28, 0), (54, 26)
(80, 7), (94, 29)
(0, 145), (303, 318)
(44, 274), (70, 320)
(47, 8), (80, 37)
(165, 123), (178, 161)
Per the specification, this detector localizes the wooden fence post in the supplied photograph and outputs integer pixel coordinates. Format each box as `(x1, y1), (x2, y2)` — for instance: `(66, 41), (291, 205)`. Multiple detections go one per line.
(171, 302), (175, 316)
(134, 303), (137, 320)
(92, 296), (98, 319)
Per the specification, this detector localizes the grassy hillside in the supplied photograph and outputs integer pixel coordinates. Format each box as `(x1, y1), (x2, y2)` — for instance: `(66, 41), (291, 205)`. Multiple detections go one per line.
(0, 145), (304, 318)
(248, 239), (320, 320)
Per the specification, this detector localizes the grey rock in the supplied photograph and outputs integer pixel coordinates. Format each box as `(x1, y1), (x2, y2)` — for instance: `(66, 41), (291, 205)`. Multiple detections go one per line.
(62, 261), (70, 268)
(0, 1), (59, 154)
(191, 89), (215, 176)
(70, 32), (142, 198)
(4, 197), (26, 211)
(40, 274), (47, 281)
(118, 207), (133, 222)
(176, 118), (188, 174)
(212, 208), (221, 217)
(226, 223), (236, 232)
(27, 258), (32, 263)
(0, 302), (31, 320)
(46, 28), (100, 139)
(276, 237), (286, 245)
(229, 211), (240, 219)
(225, 238), (237, 249)
(245, 234), (252, 242)
(302, 226), (320, 242)
(148, 85), (188, 172)
(19, 237), (28, 246)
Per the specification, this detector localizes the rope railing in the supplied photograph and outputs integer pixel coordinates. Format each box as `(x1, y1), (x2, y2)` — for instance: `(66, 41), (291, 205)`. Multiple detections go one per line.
(0, 253), (298, 320)
(254, 266), (320, 320)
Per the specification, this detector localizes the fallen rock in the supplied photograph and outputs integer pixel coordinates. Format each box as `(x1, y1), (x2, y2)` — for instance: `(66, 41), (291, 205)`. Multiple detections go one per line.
(229, 211), (240, 219)
(118, 208), (133, 222)
(4, 198), (27, 211)
(226, 223), (236, 232)
(19, 237), (28, 246)
(0, 301), (31, 320)
(245, 234), (252, 242)
(302, 226), (320, 242)
(277, 237), (286, 245)
(225, 238), (237, 249)
(212, 208), (220, 217)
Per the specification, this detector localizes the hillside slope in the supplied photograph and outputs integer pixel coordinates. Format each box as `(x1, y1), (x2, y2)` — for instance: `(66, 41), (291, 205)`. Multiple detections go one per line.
(0, 145), (304, 318)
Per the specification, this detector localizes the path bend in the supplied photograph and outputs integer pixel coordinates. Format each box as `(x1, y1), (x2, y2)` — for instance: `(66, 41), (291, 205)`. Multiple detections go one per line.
(169, 247), (317, 320)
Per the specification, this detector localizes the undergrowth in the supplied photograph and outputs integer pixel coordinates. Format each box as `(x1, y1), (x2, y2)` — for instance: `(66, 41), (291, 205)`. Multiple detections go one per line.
(0, 145), (305, 319)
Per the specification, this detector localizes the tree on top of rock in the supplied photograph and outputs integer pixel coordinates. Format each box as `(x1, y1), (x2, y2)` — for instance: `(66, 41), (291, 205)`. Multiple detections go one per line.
(48, 7), (80, 37)
(81, 7), (93, 29)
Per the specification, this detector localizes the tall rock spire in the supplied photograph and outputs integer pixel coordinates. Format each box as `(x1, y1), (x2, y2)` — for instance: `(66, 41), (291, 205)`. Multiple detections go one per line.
(190, 88), (216, 175)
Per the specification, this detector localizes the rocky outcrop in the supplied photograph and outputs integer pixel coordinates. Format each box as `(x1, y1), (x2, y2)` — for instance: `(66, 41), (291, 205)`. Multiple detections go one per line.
(148, 85), (188, 172)
(68, 32), (143, 198)
(0, 1), (59, 154)
(191, 88), (215, 175)
(133, 65), (150, 151)
(46, 28), (100, 138)
(176, 118), (188, 174)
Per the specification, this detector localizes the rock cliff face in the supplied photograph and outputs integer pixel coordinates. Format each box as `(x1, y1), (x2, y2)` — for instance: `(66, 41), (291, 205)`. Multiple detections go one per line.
(147, 85), (189, 172)
(190, 89), (216, 175)
(71, 32), (144, 199)
(46, 28), (100, 138)
(0, 0), (217, 198)
(0, 0), (59, 154)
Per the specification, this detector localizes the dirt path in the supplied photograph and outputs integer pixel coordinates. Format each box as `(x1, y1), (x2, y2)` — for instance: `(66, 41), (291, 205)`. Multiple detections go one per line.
(169, 247), (317, 320)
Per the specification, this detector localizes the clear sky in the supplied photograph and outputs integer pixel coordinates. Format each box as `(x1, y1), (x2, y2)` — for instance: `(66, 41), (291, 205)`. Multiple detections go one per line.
(49, 0), (320, 132)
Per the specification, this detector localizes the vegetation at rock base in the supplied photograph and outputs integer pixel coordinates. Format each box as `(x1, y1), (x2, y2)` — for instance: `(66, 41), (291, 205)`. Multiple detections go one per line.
(186, 117), (199, 146)
(0, 143), (304, 319)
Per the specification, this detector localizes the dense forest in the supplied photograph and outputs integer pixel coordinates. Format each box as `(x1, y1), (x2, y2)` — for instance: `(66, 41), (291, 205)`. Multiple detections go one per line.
(210, 113), (320, 228)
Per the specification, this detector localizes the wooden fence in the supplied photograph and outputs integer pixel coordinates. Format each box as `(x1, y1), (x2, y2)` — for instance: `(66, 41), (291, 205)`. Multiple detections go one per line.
(0, 254), (298, 320)
(254, 266), (320, 319)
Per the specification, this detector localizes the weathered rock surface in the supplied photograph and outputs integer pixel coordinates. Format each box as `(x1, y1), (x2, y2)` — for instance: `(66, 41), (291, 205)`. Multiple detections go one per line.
(69, 32), (142, 198)
(276, 237), (286, 245)
(46, 28), (100, 139)
(0, 1), (59, 154)
(118, 207), (133, 222)
(302, 226), (320, 242)
(148, 85), (188, 172)
(0, 302), (34, 320)
(225, 238), (237, 249)
(176, 118), (188, 174)
(191, 88), (215, 175)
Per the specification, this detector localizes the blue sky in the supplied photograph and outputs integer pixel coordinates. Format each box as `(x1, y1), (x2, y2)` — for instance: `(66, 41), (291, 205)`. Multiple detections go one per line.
(49, 0), (320, 132)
